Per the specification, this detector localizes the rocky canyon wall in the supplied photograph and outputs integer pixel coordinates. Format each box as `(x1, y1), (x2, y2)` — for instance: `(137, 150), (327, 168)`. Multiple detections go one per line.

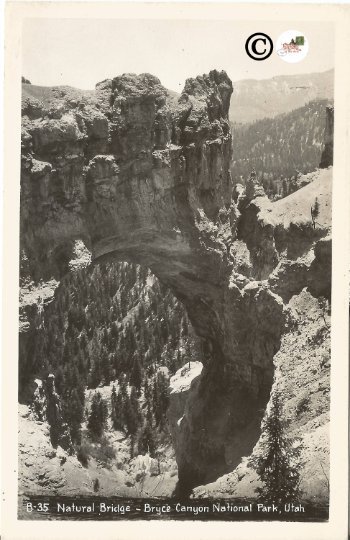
(319, 105), (334, 169)
(21, 71), (332, 493)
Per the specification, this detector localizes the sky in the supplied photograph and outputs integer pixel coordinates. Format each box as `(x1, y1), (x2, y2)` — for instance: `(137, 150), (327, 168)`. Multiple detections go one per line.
(22, 19), (334, 91)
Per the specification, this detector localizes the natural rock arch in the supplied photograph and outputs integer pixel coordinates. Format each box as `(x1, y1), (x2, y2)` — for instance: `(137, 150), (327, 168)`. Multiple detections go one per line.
(21, 70), (330, 493)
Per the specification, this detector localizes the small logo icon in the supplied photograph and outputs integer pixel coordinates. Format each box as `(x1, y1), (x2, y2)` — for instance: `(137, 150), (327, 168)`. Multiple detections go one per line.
(245, 33), (273, 61)
(276, 30), (309, 63)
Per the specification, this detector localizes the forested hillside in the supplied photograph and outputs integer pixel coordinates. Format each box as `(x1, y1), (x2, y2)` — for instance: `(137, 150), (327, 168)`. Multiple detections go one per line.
(231, 99), (332, 199)
(27, 261), (201, 454)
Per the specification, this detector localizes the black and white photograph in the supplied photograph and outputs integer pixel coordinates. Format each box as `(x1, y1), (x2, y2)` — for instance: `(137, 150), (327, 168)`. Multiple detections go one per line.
(18, 14), (335, 522)
(2, 4), (350, 538)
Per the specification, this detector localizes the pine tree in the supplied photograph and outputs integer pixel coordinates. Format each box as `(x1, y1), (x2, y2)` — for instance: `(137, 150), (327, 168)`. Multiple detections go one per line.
(93, 478), (100, 492)
(184, 340), (192, 369)
(245, 171), (256, 201)
(55, 366), (65, 395)
(153, 372), (170, 427)
(88, 392), (108, 439)
(311, 197), (320, 229)
(65, 388), (84, 445)
(101, 347), (111, 385)
(130, 355), (142, 391)
(90, 358), (102, 388)
(111, 384), (118, 424)
(129, 433), (135, 459)
(282, 178), (288, 198)
(138, 421), (156, 457)
(111, 384), (126, 431)
(253, 391), (302, 506)
(125, 386), (140, 435)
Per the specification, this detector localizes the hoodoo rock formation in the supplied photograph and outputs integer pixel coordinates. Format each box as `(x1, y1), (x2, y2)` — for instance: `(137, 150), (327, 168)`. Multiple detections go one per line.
(21, 71), (332, 494)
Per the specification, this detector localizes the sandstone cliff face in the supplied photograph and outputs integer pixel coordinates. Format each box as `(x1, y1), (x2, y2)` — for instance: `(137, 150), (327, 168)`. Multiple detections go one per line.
(21, 72), (332, 494)
(192, 290), (330, 503)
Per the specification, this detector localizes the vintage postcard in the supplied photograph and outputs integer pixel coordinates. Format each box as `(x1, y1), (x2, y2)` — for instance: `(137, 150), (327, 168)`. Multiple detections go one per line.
(2, 2), (350, 539)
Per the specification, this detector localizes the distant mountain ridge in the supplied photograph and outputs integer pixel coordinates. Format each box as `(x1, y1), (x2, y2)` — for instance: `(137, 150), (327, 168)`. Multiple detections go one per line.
(231, 99), (333, 187)
(230, 69), (334, 124)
